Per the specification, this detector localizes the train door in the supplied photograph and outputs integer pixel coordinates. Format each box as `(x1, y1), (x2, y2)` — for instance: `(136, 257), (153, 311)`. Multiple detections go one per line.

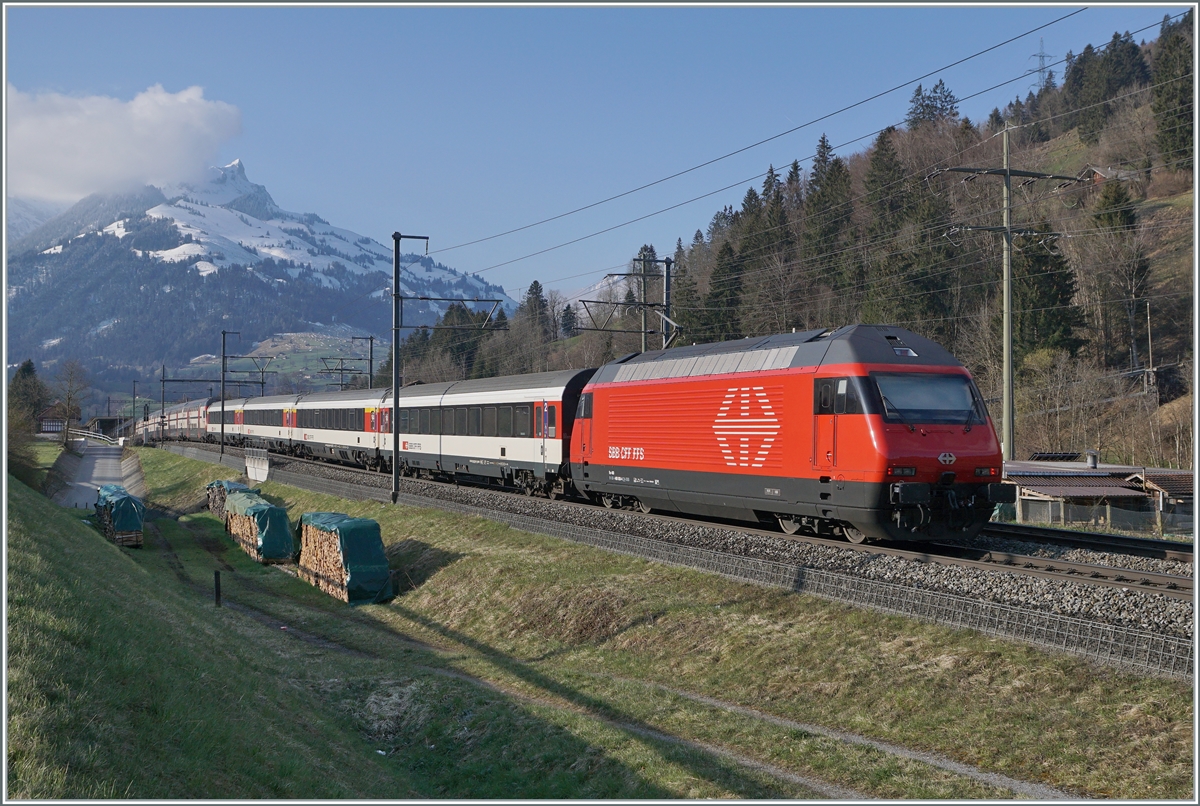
(812, 378), (836, 470)
(577, 392), (594, 459)
(535, 402), (547, 477)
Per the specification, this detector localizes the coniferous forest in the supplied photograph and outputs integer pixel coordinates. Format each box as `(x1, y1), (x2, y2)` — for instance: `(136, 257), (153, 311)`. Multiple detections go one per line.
(376, 17), (1194, 468)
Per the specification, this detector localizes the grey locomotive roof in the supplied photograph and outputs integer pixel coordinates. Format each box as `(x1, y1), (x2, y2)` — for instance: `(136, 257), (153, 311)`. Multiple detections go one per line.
(591, 325), (961, 384)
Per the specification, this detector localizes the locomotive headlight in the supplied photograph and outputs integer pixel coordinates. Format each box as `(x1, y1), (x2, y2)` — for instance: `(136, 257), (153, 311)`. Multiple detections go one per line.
(888, 466), (917, 477)
(974, 467), (1000, 477)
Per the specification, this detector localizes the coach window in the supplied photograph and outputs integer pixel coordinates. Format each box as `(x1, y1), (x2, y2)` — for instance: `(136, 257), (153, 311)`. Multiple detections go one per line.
(483, 407), (497, 437)
(515, 405), (531, 437)
(469, 407), (481, 436)
(430, 408), (441, 435)
(455, 407), (468, 435)
(498, 406), (513, 438)
(398, 410), (408, 433)
(534, 404), (543, 438)
(419, 408), (430, 434)
(546, 405), (557, 438)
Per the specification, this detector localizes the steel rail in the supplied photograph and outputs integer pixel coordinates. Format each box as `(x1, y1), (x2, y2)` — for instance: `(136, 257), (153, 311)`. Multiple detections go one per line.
(983, 522), (1193, 565)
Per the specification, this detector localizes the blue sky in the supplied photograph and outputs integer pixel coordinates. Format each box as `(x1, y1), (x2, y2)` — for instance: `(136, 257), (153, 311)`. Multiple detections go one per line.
(4, 4), (1185, 301)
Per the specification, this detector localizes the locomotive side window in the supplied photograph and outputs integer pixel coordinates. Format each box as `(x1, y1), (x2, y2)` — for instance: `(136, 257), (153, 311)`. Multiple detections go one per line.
(815, 380), (834, 414)
(817, 378), (864, 414)
(483, 407), (497, 436)
(498, 406), (513, 437)
(514, 405), (531, 437)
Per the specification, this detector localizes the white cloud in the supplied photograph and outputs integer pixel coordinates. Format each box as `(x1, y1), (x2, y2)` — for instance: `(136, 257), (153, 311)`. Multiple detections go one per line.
(6, 83), (241, 203)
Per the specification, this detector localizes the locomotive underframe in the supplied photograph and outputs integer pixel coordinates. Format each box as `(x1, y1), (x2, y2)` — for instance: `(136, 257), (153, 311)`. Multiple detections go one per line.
(572, 462), (1007, 542)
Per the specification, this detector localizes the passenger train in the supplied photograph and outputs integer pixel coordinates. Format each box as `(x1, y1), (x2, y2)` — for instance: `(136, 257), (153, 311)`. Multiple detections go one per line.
(137, 325), (1015, 542)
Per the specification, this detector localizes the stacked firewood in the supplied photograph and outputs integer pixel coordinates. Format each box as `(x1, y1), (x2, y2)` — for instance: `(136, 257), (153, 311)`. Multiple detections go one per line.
(225, 511), (266, 562)
(297, 520), (352, 602)
(96, 508), (143, 547)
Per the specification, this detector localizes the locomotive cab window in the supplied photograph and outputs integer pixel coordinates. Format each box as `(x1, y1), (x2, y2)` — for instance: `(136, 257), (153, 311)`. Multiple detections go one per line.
(872, 372), (986, 426)
(815, 377), (868, 415)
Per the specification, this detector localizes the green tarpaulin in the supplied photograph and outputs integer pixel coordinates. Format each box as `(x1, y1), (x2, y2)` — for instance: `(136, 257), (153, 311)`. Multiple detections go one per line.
(298, 512), (391, 605)
(94, 484), (145, 532)
(224, 491), (293, 561)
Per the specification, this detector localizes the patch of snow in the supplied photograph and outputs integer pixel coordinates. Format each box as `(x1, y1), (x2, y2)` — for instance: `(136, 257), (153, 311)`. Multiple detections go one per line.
(41, 337), (64, 349)
(151, 242), (208, 263)
(90, 319), (119, 336)
(193, 261), (219, 276)
(190, 354), (218, 364)
(103, 219), (131, 238)
(40, 244), (63, 255)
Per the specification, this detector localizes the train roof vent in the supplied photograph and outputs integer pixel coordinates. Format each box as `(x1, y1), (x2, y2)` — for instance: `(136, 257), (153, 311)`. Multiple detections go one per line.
(885, 334), (918, 357)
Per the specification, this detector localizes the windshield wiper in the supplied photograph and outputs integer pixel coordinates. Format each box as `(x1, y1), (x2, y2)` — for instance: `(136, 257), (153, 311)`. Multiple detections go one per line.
(880, 394), (915, 432)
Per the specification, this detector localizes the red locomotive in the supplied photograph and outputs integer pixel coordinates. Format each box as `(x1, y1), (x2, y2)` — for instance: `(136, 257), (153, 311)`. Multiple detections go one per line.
(570, 325), (1013, 542)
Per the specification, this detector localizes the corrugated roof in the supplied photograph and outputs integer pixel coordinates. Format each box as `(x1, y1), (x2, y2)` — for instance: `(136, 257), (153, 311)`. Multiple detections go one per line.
(1007, 474), (1141, 489)
(1141, 472), (1194, 498)
(1018, 483), (1149, 500)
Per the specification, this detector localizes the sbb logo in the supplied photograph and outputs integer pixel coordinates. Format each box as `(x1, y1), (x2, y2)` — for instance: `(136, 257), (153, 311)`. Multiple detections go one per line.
(938, 452), (957, 465)
(713, 386), (780, 468)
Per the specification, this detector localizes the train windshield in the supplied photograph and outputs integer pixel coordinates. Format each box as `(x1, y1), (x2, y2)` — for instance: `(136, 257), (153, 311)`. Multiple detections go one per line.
(871, 372), (987, 426)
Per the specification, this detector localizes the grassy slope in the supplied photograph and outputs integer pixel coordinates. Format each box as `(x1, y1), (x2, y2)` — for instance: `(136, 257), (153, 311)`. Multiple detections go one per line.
(5, 476), (806, 799)
(143, 448), (1191, 798)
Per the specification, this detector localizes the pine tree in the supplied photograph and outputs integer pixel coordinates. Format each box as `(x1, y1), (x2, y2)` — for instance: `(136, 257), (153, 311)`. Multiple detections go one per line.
(1010, 223), (1085, 362)
(9, 359), (50, 420)
(1152, 11), (1193, 169)
(559, 303), (577, 339)
(700, 241), (743, 343)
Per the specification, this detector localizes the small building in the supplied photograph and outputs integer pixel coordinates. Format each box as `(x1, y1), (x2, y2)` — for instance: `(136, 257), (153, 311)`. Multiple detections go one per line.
(36, 401), (81, 434)
(1003, 458), (1193, 536)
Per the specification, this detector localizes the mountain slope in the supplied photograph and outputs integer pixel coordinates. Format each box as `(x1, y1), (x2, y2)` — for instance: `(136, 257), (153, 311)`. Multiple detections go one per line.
(6, 161), (514, 374)
(5, 197), (70, 241)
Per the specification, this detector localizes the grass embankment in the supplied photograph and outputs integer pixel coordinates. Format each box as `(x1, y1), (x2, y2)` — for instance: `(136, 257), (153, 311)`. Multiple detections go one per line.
(7, 448), (1193, 799)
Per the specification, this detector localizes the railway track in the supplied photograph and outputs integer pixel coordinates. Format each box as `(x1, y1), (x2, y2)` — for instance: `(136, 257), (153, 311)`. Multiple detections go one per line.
(982, 521), (1193, 565)
(178, 441), (1194, 604)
